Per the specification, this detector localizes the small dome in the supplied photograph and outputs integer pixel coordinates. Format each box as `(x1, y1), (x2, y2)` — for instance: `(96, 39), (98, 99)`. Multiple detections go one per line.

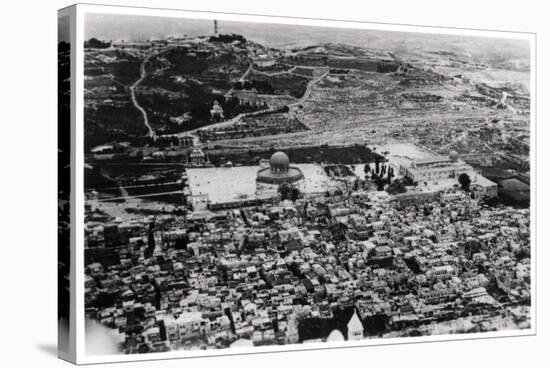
(327, 329), (345, 342)
(257, 151), (304, 184)
(270, 151), (290, 168)
(449, 151), (459, 161)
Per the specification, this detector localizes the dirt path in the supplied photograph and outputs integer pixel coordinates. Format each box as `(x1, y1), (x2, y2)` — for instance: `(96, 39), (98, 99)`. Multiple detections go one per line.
(289, 69), (330, 108)
(249, 65), (297, 76)
(130, 54), (156, 139)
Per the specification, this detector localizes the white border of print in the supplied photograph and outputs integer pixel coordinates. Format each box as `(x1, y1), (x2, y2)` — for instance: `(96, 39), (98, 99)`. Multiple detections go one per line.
(73, 3), (537, 364)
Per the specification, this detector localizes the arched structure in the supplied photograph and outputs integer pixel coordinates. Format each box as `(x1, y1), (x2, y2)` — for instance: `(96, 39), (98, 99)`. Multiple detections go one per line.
(326, 329), (345, 342)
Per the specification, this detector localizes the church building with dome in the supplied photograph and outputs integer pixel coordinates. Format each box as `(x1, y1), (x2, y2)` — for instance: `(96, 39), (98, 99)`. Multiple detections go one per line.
(256, 151), (305, 197)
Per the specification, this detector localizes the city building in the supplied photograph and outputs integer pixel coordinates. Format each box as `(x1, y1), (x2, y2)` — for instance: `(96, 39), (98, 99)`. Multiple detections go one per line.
(252, 54), (276, 68)
(399, 151), (468, 183)
(210, 100), (225, 120)
(188, 148), (208, 166)
(396, 150), (497, 198)
(347, 311), (364, 340)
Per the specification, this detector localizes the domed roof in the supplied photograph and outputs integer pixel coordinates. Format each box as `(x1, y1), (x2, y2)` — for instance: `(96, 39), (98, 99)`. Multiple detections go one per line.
(270, 151), (290, 167)
(327, 329), (345, 342)
(257, 151), (304, 184)
(449, 151), (459, 161)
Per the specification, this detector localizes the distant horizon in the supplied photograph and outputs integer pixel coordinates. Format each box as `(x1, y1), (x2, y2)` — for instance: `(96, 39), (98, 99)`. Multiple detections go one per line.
(84, 13), (530, 58)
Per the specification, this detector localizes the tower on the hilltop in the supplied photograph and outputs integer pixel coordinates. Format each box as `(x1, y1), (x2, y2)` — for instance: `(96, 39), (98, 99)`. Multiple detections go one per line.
(214, 20), (218, 35)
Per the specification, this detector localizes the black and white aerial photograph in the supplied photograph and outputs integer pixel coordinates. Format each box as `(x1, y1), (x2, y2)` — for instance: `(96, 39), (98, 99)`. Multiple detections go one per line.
(82, 11), (532, 356)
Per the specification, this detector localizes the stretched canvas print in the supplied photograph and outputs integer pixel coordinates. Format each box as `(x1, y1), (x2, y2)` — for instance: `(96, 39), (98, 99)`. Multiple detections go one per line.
(58, 3), (536, 364)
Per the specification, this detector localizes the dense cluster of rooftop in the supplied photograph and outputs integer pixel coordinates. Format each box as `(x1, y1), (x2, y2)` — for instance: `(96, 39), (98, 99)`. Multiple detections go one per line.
(84, 184), (530, 354)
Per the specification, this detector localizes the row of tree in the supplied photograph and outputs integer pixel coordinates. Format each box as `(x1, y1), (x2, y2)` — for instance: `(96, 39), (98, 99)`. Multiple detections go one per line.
(278, 184), (301, 201)
(84, 38), (111, 49)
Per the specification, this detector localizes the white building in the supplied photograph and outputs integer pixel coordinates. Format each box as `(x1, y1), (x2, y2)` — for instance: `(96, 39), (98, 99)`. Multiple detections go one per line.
(252, 54), (276, 67)
(210, 100), (224, 119)
(397, 150), (497, 198)
(189, 148), (207, 166)
(347, 311), (364, 340)
(172, 311), (209, 340)
(399, 151), (470, 183)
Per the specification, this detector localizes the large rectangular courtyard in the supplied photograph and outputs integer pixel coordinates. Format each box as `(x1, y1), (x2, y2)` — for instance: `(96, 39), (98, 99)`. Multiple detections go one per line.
(187, 164), (331, 205)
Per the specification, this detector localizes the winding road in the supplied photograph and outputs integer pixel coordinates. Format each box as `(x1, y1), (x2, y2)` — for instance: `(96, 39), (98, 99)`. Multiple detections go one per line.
(288, 69), (329, 108)
(130, 54), (156, 139)
(250, 65), (297, 77)
(192, 65), (327, 141)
